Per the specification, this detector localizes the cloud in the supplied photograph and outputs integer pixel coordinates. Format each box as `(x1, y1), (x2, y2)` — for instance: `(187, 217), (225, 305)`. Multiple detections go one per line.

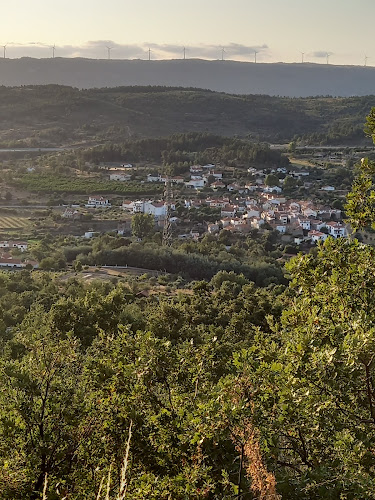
(1, 41), (270, 61)
(310, 51), (333, 58)
(149, 43), (269, 60)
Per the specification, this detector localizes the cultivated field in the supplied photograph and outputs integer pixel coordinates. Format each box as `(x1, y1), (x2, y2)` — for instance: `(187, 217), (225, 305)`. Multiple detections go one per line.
(0, 216), (30, 230)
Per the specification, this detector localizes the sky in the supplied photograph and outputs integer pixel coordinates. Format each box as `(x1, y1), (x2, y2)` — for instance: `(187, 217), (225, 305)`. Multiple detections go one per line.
(1, 0), (374, 65)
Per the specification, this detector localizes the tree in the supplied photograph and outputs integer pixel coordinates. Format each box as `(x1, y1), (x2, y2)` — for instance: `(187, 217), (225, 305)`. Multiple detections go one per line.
(266, 238), (375, 498)
(345, 157), (375, 231)
(0, 315), (95, 498)
(265, 174), (279, 187)
(283, 175), (296, 190)
(131, 213), (155, 239)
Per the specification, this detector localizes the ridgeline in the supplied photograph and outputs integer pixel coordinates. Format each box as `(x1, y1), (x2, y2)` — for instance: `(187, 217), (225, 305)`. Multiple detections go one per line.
(1, 58), (375, 97)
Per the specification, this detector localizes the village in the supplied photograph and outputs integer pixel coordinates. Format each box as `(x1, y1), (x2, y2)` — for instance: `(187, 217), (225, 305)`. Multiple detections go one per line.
(0, 143), (371, 271)
(79, 157), (350, 245)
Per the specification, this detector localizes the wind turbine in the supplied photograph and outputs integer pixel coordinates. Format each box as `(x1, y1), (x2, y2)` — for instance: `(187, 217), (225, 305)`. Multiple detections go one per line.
(326, 52), (331, 65)
(253, 49), (258, 63)
(300, 51), (305, 63)
(183, 47), (186, 60)
(2, 44), (6, 59)
(365, 55), (370, 67)
(221, 47), (226, 61)
(148, 47), (151, 61)
(106, 46), (112, 60)
(51, 44), (56, 58)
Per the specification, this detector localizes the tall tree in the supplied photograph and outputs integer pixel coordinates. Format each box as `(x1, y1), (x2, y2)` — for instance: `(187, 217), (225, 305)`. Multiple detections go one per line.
(131, 213), (155, 240)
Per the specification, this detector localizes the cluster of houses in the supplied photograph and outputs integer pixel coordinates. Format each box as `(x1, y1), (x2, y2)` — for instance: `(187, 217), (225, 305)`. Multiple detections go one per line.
(144, 164), (337, 195)
(0, 240), (38, 269)
(147, 164), (225, 190)
(80, 160), (347, 245)
(0, 240), (28, 252)
(183, 193), (347, 243)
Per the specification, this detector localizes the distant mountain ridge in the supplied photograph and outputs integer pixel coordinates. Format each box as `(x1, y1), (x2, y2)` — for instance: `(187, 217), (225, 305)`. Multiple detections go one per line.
(1, 59), (375, 97)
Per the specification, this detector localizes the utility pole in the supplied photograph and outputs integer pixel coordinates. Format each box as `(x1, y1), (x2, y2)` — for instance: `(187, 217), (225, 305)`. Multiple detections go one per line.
(162, 177), (173, 247)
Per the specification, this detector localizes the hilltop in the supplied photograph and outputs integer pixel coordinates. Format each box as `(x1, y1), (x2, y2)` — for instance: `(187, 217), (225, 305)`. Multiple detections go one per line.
(1, 58), (375, 97)
(0, 85), (375, 147)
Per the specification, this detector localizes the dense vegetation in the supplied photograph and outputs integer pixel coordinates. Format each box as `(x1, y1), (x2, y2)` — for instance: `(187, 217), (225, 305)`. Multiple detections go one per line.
(79, 133), (290, 166)
(0, 85), (375, 147)
(13, 174), (164, 195)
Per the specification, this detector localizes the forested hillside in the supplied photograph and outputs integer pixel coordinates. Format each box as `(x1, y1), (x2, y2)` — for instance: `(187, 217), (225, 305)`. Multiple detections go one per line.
(1, 85), (375, 147)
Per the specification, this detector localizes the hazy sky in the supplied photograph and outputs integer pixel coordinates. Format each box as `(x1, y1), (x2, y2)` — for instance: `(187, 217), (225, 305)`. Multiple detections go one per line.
(1, 0), (374, 65)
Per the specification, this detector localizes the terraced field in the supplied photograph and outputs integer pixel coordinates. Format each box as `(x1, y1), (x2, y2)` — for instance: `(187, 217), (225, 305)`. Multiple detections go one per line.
(0, 216), (30, 229)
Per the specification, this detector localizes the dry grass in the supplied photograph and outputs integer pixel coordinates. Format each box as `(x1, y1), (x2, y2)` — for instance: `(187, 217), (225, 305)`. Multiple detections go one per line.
(96, 420), (133, 500)
(42, 474), (48, 500)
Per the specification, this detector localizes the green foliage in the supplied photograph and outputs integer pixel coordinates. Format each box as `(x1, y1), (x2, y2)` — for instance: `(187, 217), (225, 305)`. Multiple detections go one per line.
(1, 86), (374, 147)
(13, 174), (163, 195)
(131, 213), (155, 239)
(345, 109), (375, 230)
(345, 158), (375, 230)
(265, 173), (280, 187)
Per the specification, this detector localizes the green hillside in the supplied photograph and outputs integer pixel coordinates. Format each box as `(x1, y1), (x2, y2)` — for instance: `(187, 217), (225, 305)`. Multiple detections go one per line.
(1, 85), (375, 146)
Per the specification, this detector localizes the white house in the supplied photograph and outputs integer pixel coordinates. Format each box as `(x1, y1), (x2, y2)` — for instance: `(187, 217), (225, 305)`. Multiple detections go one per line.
(185, 178), (206, 189)
(132, 200), (167, 218)
(190, 165), (204, 174)
(0, 257), (38, 268)
(325, 221), (347, 238)
(221, 205), (237, 217)
(206, 199), (228, 208)
(122, 200), (134, 211)
(251, 217), (265, 229)
(298, 218), (311, 230)
(264, 186), (283, 194)
(87, 196), (111, 208)
(308, 230), (328, 243)
(170, 176), (185, 184)
(245, 209), (261, 218)
(0, 241), (28, 252)
(211, 181), (226, 190)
